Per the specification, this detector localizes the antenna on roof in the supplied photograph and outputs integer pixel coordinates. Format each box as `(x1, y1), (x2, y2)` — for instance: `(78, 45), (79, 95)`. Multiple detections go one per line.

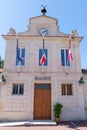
(41, 5), (47, 15)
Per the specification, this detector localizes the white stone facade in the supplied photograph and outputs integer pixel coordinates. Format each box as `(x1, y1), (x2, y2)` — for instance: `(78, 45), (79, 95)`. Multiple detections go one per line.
(0, 14), (87, 121)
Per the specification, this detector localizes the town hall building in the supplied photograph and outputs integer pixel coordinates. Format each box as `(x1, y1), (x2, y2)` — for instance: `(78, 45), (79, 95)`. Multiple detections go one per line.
(0, 7), (87, 121)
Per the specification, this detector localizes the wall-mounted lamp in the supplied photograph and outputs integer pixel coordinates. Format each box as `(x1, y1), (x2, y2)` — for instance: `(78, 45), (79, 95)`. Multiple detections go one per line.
(79, 77), (84, 85)
(0, 75), (6, 85)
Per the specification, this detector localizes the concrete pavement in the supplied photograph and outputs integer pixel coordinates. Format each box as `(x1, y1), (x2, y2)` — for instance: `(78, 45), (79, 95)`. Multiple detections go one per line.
(0, 120), (87, 130)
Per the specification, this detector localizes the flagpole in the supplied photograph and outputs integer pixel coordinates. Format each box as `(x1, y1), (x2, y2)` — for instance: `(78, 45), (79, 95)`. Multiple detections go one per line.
(43, 36), (44, 53)
(41, 36), (45, 73)
(67, 34), (73, 74)
(42, 36), (44, 70)
(69, 35), (72, 67)
(16, 38), (20, 73)
(40, 31), (47, 67)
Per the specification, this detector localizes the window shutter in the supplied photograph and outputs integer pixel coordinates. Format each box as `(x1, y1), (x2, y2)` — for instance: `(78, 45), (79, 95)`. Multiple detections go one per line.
(39, 49), (42, 65)
(61, 49), (65, 66)
(21, 49), (25, 58)
(21, 48), (25, 65)
(61, 84), (66, 95)
(44, 49), (48, 66)
(67, 84), (72, 95)
(19, 84), (24, 94)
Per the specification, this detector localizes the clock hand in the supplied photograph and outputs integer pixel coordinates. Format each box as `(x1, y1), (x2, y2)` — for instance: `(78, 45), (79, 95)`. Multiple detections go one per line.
(42, 30), (47, 33)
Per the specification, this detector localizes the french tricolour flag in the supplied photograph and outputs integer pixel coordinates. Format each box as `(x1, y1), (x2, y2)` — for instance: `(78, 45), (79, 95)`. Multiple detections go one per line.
(40, 51), (46, 65)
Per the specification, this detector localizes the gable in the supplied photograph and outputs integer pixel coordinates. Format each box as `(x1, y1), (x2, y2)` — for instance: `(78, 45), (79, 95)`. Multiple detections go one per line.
(29, 15), (58, 25)
(5, 15), (68, 36)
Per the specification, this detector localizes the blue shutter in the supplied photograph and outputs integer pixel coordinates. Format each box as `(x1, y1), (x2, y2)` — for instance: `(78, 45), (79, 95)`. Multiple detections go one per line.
(61, 49), (65, 66)
(39, 49), (42, 66)
(44, 49), (48, 66)
(66, 49), (68, 66)
(21, 49), (25, 58)
(21, 48), (25, 65)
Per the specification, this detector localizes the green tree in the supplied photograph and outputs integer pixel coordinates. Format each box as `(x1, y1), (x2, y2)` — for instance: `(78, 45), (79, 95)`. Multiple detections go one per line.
(0, 59), (4, 68)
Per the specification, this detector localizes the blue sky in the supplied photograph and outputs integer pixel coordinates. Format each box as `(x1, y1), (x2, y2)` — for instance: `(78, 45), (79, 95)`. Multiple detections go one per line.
(0, 0), (87, 68)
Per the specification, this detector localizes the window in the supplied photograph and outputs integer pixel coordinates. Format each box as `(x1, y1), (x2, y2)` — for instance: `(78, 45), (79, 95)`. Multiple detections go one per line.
(61, 84), (72, 95)
(61, 49), (70, 66)
(12, 84), (24, 95)
(16, 48), (25, 66)
(39, 49), (48, 66)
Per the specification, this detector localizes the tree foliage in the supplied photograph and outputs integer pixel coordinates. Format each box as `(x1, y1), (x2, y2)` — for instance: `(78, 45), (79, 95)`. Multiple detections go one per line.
(0, 59), (4, 68)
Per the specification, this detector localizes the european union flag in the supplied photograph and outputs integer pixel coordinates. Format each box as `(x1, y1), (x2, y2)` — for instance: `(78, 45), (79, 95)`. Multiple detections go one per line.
(16, 39), (25, 65)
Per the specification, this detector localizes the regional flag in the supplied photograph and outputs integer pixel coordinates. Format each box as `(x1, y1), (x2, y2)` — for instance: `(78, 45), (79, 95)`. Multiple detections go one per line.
(68, 36), (73, 62)
(68, 48), (73, 62)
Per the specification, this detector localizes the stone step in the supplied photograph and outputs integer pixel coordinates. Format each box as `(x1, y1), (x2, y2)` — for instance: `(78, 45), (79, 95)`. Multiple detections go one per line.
(0, 121), (57, 127)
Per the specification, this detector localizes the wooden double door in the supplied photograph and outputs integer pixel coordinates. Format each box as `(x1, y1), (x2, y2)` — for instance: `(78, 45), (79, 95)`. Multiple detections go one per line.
(34, 84), (51, 120)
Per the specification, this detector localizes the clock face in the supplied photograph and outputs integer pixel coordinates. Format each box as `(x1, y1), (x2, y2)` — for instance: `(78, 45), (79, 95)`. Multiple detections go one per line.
(39, 28), (48, 36)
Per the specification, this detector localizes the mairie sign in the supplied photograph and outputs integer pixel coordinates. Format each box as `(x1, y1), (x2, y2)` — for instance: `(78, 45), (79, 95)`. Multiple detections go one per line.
(35, 76), (51, 81)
